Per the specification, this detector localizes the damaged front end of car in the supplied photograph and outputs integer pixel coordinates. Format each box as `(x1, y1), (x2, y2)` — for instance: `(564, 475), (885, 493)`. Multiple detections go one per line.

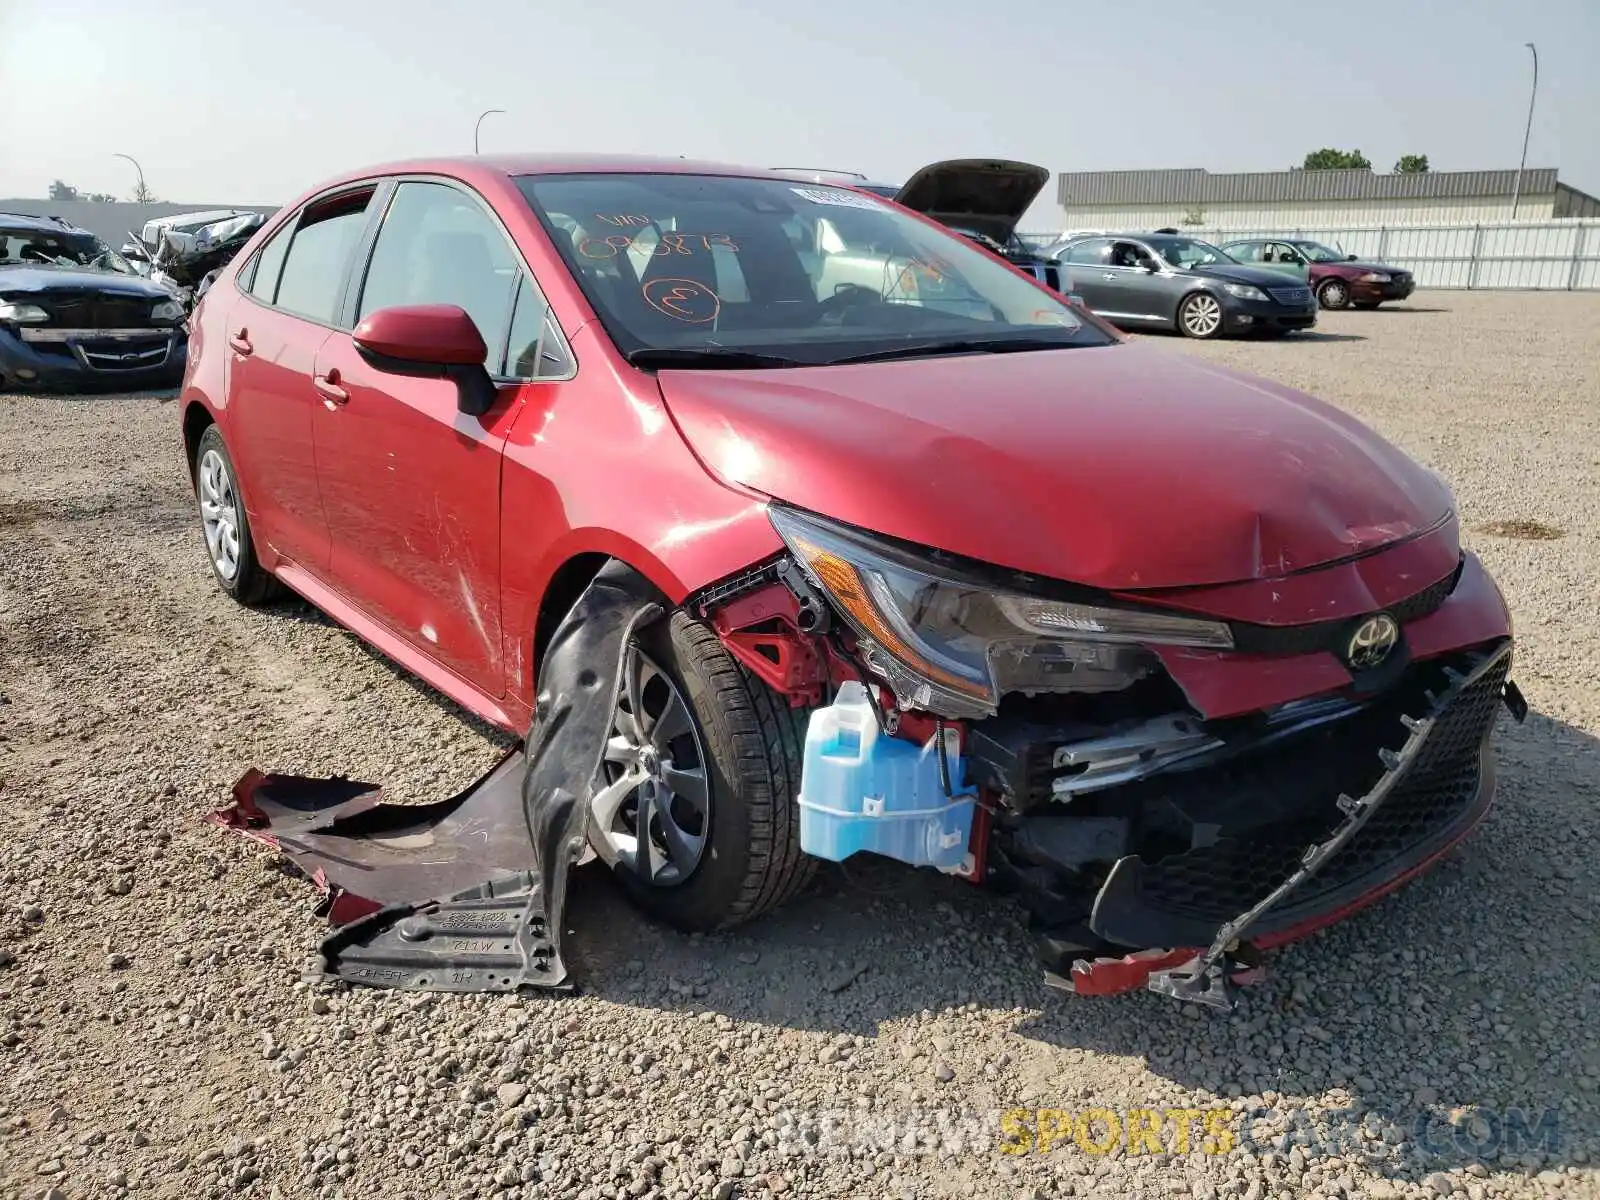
(687, 504), (1524, 1008)
(209, 499), (1521, 1009)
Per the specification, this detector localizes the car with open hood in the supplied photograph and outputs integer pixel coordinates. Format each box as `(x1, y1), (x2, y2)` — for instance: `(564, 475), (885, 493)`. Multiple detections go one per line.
(1219, 237), (1416, 309)
(774, 159), (1062, 291)
(1047, 231), (1318, 338)
(181, 155), (1518, 1005)
(0, 212), (188, 391)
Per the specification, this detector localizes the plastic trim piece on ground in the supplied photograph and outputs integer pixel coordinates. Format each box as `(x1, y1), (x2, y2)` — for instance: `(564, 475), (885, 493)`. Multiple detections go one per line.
(207, 560), (663, 994)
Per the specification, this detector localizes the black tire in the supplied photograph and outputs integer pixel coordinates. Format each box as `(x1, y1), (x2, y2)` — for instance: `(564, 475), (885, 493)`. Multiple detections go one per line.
(1353, 300), (1381, 310)
(607, 611), (815, 931)
(1176, 290), (1224, 339)
(192, 423), (281, 606)
(1317, 278), (1352, 310)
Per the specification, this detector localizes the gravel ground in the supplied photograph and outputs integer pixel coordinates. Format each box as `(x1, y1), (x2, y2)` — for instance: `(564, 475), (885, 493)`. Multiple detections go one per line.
(2, 291), (1597, 1200)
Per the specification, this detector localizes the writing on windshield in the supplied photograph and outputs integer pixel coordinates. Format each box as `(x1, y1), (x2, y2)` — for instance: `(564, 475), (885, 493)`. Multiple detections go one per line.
(520, 173), (1111, 367)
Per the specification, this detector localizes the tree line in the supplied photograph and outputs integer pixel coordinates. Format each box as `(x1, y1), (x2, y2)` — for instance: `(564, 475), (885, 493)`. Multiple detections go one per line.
(1300, 150), (1430, 174)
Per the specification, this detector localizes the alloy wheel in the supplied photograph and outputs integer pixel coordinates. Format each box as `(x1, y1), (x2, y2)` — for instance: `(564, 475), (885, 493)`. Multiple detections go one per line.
(198, 448), (240, 581)
(589, 643), (711, 887)
(1320, 280), (1350, 309)
(1181, 293), (1222, 338)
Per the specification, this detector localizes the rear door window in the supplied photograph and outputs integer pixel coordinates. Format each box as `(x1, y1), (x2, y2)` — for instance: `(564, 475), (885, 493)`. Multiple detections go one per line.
(272, 189), (374, 325)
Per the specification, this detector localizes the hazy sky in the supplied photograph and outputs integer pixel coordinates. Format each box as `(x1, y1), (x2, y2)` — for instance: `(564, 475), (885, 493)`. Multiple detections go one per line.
(3, 0), (1595, 225)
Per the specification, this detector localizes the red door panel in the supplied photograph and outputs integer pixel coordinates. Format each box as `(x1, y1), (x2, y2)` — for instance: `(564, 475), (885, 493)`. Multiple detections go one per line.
(310, 335), (513, 693)
(224, 304), (334, 571)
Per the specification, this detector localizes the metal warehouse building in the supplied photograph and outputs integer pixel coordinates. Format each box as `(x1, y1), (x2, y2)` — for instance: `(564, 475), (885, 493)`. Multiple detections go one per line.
(1052, 167), (1600, 231)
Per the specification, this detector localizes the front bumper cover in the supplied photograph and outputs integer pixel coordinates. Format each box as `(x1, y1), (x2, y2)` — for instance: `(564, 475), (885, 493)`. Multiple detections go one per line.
(1, 326), (186, 390)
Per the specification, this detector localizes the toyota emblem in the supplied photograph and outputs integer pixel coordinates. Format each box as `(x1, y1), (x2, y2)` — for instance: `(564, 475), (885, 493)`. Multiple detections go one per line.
(1345, 613), (1400, 670)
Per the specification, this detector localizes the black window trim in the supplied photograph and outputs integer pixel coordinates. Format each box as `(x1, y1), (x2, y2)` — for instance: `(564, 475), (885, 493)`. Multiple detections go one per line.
(344, 173), (578, 384)
(236, 178), (389, 332)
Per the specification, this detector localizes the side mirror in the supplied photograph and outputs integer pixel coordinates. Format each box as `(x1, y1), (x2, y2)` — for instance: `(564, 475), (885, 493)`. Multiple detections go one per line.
(1139, 256), (1160, 272)
(1346, 253), (1358, 261)
(352, 304), (498, 417)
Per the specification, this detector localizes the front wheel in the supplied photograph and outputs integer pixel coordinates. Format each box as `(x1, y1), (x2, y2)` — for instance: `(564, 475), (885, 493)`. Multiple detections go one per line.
(1177, 291), (1224, 339)
(1353, 300), (1381, 310)
(586, 610), (814, 931)
(1317, 279), (1352, 310)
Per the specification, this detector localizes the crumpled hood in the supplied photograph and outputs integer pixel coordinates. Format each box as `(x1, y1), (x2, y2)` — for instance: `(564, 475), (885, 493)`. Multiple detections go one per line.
(0, 264), (172, 300)
(656, 343), (1453, 590)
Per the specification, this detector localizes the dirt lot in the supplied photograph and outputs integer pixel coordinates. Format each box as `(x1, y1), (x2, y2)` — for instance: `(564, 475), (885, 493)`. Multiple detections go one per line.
(2, 291), (1598, 1200)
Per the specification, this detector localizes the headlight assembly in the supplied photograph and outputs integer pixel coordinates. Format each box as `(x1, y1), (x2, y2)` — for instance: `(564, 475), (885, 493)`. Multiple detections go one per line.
(1221, 283), (1268, 302)
(151, 299), (185, 322)
(1359, 272), (1391, 283)
(769, 506), (1233, 717)
(0, 301), (49, 323)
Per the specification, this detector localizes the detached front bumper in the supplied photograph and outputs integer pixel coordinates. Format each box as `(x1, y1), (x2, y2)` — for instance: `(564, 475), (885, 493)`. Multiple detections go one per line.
(0, 325), (187, 391)
(994, 639), (1517, 1002)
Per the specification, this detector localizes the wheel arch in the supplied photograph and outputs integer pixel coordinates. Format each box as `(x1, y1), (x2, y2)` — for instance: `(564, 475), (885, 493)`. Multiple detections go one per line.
(182, 398), (217, 483)
(516, 535), (686, 704)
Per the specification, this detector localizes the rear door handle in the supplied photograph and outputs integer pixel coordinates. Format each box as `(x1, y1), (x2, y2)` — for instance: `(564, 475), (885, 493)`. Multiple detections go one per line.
(313, 371), (349, 408)
(228, 329), (252, 355)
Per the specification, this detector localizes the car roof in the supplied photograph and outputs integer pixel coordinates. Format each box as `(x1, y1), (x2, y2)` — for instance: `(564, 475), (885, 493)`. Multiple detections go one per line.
(0, 211), (91, 235)
(316, 154), (803, 190)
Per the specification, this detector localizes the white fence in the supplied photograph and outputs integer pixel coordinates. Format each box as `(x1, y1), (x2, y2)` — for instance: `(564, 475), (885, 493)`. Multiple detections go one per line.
(1018, 220), (1600, 291)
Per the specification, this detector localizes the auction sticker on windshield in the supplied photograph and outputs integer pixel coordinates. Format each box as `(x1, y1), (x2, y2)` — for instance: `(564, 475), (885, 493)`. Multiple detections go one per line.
(789, 186), (884, 210)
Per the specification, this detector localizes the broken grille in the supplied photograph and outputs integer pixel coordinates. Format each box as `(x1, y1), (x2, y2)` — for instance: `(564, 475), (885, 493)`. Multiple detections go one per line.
(1136, 649), (1509, 922)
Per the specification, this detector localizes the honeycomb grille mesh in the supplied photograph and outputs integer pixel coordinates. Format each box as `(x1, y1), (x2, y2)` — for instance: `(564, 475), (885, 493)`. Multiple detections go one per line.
(1139, 654), (1508, 921)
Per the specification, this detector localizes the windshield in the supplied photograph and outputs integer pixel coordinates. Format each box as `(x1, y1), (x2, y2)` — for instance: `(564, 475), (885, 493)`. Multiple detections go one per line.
(1294, 241), (1346, 263)
(517, 173), (1110, 366)
(1143, 235), (1236, 269)
(0, 226), (135, 275)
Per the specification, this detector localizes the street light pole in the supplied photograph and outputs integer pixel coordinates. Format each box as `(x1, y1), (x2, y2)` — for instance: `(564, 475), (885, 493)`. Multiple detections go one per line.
(474, 109), (505, 155)
(1510, 42), (1538, 219)
(113, 152), (148, 202)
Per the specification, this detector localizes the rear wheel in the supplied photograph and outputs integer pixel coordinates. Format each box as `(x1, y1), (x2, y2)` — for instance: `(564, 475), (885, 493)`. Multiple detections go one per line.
(1317, 279), (1352, 310)
(588, 610), (814, 931)
(193, 424), (281, 606)
(1177, 291), (1224, 339)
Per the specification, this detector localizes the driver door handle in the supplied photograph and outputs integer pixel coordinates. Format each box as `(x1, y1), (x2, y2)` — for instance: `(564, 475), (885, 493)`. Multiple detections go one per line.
(228, 329), (252, 356)
(1102, 273), (1118, 280)
(314, 370), (349, 408)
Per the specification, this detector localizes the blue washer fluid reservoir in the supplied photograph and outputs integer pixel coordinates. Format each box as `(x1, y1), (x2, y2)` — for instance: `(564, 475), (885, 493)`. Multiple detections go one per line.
(797, 682), (978, 872)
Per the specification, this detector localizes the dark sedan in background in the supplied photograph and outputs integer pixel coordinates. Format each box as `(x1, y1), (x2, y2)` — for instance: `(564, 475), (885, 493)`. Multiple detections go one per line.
(1220, 237), (1415, 310)
(1047, 232), (1317, 338)
(0, 212), (188, 391)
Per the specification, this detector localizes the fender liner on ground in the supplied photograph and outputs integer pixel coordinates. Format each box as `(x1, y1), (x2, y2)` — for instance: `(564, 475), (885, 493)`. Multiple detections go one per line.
(206, 559), (662, 993)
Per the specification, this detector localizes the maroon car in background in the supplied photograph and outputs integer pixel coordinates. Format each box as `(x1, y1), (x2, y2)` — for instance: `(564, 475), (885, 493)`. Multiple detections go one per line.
(1220, 237), (1416, 309)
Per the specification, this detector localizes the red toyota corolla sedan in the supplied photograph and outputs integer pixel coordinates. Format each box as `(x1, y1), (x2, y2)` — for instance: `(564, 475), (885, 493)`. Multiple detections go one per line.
(180, 155), (1518, 1002)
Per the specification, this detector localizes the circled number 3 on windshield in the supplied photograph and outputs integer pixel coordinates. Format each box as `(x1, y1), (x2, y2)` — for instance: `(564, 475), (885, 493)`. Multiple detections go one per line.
(642, 277), (721, 324)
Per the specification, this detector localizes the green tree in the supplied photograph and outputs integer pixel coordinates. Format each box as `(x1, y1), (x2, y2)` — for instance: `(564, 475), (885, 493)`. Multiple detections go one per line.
(1393, 154), (1430, 174)
(1301, 148), (1372, 170)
